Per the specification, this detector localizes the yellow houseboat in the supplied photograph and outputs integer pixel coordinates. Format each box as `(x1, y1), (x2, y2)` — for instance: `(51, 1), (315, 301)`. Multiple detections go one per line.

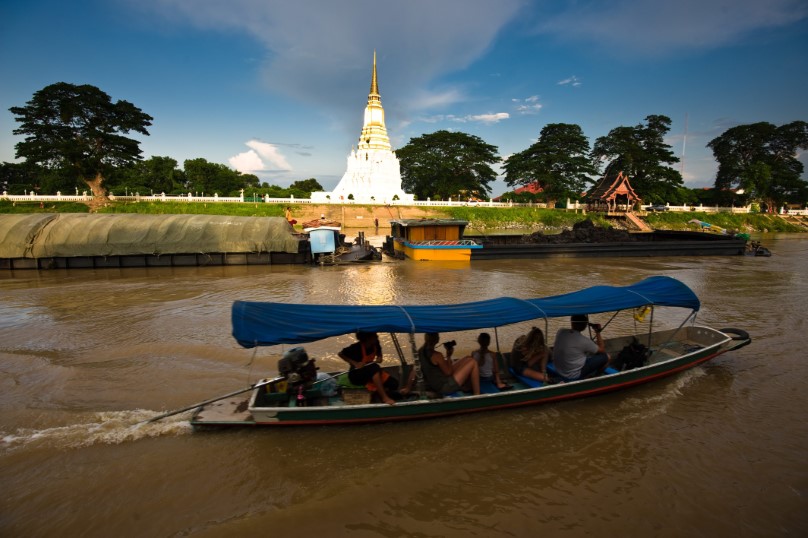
(388, 219), (482, 261)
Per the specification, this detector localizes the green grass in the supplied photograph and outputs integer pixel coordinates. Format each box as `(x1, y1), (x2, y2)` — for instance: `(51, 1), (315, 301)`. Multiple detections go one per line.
(0, 200), (91, 213)
(646, 211), (804, 233)
(442, 206), (607, 229)
(95, 201), (286, 218)
(2, 198), (804, 232)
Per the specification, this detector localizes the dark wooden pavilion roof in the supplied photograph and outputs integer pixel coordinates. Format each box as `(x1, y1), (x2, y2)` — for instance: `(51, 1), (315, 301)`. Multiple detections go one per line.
(586, 171), (641, 202)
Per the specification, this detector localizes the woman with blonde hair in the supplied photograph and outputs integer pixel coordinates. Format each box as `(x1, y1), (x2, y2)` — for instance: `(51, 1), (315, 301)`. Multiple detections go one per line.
(418, 332), (480, 395)
(511, 326), (549, 383)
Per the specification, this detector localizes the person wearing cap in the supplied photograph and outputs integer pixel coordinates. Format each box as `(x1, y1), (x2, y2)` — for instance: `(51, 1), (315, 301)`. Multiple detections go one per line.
(551, 314), (610, 380)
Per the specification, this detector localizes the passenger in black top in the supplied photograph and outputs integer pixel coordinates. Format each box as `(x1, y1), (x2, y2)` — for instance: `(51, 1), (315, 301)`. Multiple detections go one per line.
(339, 331), (400, 404)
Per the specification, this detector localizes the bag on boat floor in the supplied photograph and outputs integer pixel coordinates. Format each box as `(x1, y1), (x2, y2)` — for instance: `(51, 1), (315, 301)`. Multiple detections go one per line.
(611, 338), (649, 371)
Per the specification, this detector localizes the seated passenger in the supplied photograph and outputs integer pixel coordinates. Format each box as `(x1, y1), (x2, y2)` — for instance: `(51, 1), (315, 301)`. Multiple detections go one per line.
(418, 333), (480, 395)
(338, 331), (401, 405)
(552, 315), (611, 380)
(472, 332), (511, 390)
(510, 327), (550, 383)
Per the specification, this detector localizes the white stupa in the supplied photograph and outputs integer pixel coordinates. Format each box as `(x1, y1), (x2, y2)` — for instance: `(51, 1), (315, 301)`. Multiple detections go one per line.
(311, 53), (413, 204)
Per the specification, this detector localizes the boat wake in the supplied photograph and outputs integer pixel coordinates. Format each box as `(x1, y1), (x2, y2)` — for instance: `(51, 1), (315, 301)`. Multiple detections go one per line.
(615, 367), (707, 422)
(1, 409), (193, 452)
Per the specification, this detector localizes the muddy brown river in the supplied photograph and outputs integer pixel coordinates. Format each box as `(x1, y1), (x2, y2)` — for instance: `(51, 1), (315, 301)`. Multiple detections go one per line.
(1, 235), (806, 537)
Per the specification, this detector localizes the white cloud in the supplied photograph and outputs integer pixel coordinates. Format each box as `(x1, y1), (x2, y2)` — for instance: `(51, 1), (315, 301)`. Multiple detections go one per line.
(246, 140), (292, 170)
(515, 104), (543, 114)
(139, 0), (524, 119)
(409, 88), (466, 111)
(558, 76), (581, 87)
(535, 0), (808, 55)
(229, 150), (264, 173)
(229, 140), (292, 173)
(512, 96), (543, 115)
(466, 113), (510, 124)
(418, 112), (510, 125)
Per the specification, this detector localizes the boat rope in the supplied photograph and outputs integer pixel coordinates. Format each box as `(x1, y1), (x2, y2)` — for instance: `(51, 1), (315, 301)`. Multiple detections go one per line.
(511, 298), (548, 319)
(394, 305), (417, 334)
(511, 298), (550, 339)
(625, 289), (653, 305)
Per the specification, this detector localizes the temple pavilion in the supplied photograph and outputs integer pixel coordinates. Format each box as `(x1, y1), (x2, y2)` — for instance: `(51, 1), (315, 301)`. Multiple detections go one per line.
(585, 171), (642, 213)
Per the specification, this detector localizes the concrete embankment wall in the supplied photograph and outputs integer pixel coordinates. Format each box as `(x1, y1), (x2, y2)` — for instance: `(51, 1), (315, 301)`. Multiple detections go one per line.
(288, 204), (441, 230)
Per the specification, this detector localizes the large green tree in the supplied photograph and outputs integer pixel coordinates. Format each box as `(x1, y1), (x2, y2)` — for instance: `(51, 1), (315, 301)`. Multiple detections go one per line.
(289, 178), (323, 195)
(9, 82), (153, 201)
(138, 156), (184, 194)
(183, 158), (259, 196)
(396, 130), (499, 200)
(707, 121), (808, 209)
(591, 115), (683, 202)
(107, 156), (186, 195)
(0, 161), (49, 194)
(503, 123), (597, 206)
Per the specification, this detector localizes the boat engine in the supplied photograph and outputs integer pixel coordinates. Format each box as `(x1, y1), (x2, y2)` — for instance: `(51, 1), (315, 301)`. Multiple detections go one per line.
(278, 347), (318, 392)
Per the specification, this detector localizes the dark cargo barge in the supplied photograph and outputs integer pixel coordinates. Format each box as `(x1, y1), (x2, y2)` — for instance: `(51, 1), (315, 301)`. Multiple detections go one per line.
(0, 213), (312, 270)
(469, 230), (749, 260)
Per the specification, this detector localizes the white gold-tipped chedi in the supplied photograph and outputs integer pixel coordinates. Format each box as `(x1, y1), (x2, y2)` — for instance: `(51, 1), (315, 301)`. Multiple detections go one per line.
(311, 53), (413, 204)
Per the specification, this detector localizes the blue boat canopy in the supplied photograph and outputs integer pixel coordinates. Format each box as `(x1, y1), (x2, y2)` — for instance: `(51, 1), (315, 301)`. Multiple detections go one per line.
(232, 276), (700, 348)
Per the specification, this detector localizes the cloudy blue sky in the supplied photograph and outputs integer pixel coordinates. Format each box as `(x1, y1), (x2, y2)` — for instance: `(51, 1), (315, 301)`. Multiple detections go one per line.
(1, 0), (807, 196)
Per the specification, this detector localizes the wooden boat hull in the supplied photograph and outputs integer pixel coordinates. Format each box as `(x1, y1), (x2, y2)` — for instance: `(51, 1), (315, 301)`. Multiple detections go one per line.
(191, 326), (750, 428)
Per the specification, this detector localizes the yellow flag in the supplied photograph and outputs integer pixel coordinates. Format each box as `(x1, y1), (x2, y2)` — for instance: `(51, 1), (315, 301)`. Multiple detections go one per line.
(634, 305), (650, 322)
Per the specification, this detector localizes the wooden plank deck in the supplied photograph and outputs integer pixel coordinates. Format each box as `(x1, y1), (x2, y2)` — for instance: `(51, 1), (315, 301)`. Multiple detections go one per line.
(192, 395), (255, 425)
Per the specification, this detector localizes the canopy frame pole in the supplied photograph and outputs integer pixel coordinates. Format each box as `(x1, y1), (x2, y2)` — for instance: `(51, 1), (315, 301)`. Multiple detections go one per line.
(587, 310), (622, 342)
(393, 305), (426, 398)
(651, 309), (697, 357)
(493, 326), (509, 381)
(602, 311), (620, 332)
(409, 332), (426, 398)
(389, 332), (408, 384)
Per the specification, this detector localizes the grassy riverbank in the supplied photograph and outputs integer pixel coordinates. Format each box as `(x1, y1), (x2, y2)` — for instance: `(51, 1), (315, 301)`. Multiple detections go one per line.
(442, 206), (804, 233)
(1, 199), (804, 233)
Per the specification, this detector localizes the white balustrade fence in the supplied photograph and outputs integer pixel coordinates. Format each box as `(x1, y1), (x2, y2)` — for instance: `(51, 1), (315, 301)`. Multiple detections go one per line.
(2, 190), (803, 214)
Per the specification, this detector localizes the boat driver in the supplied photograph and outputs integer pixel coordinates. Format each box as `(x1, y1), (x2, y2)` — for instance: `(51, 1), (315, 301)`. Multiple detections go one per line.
(551, 315), (611, 380)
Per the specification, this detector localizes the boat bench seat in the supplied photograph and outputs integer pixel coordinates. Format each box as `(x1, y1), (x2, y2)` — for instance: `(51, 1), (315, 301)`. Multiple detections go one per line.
(509, 367), (545, 388)
(479, 379), (503, 394)
(544, 362), (619, 382)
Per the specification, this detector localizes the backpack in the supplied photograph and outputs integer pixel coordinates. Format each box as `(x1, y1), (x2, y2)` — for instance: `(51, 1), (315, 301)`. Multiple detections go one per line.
(612, 338), (649, 371)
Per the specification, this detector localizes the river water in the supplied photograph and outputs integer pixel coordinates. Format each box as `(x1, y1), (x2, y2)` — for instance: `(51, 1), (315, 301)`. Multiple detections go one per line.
(1, 235), (807, 537)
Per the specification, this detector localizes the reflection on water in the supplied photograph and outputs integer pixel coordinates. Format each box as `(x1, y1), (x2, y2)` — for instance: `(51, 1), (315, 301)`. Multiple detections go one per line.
(1, 236), (807, 536)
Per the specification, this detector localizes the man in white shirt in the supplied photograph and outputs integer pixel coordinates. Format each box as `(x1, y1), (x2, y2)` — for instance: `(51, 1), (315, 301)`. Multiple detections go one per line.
(552, 314), (610, 380)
